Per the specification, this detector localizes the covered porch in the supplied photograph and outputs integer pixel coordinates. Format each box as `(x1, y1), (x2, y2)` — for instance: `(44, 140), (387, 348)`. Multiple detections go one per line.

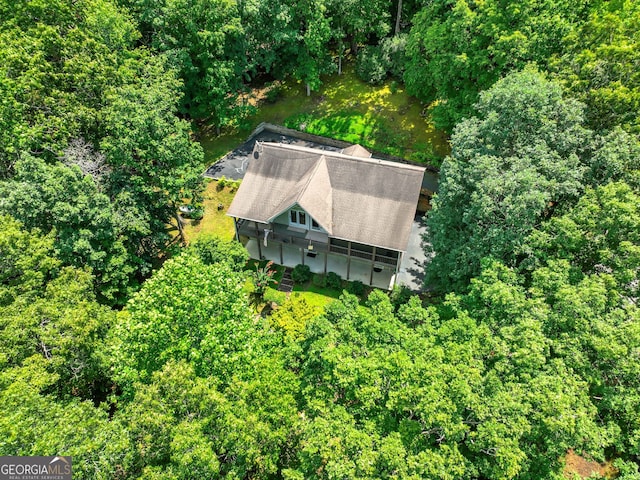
(244, 238), (397, 290)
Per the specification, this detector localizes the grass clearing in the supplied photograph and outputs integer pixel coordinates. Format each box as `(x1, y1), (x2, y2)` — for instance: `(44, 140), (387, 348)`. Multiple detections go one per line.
(197, 65), (450, 167)
(291, 284), (343, 308)
(284, 70), (449, 161)
(182, 179), (237, 244)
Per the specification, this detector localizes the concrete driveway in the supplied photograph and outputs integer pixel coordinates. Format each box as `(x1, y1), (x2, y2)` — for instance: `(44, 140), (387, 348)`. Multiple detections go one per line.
(396, 215), (429, 291)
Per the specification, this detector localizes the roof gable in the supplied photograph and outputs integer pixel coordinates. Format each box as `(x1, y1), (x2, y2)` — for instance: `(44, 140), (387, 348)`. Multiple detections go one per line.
(341, 144), (371, 158)
(296, 156), (333, 233)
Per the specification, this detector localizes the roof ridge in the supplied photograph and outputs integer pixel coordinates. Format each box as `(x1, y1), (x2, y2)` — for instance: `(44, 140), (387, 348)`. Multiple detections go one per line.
(297, 155), (333, 233)
(268, 158), (319, 216)
(299, 154), (329, 196)
(292, 156), (323, 204)
(265, 142), (426, 172)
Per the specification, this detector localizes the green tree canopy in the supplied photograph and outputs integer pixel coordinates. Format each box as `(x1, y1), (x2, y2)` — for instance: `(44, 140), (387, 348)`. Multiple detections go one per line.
(404, 0), (590, 130)
(0, 216), (115, 401)
(0, 155), (135, 304)
(110, 250), (260, 387)
(101, 51), (204, 250)
(552, 0), (640, 133)
(122, 0), (248, 126)
(0, 0), (138, 177)
(0, 0), (206, 301)
(425, 69), (590, 292)
(0, 215), (59, 306)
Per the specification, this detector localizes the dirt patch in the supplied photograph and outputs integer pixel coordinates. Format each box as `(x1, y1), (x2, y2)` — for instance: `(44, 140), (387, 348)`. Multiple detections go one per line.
(563, 449), (617, 479)
(239, 81), (284, 108)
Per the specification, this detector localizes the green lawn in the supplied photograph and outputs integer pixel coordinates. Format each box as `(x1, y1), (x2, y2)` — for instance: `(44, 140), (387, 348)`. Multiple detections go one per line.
(284, 71), (449, 162)
(290, 284), (343, 308)
(197, 65), (450, 167)
(181, 179), (237, 244)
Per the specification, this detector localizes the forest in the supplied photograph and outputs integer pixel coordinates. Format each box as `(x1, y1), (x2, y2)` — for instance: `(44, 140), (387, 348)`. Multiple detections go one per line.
(1, 0), (640, 478)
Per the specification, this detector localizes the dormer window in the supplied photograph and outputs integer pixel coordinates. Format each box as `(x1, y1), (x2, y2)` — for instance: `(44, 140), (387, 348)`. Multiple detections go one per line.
(289, 208), (324, 231)
(289, 209), (307, 228)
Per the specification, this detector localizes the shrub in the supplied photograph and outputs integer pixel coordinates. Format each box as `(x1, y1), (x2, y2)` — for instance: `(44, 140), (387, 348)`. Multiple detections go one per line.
(409, 144), (442, 166)
(389, 284), (413, 311)
(355, 45), (388, 85)
(251, 260), (278, 296)
(291, 264), (312, 284)
(263, 287), (287, 306)
(191, 236), (249, 271)
(228, 179), (241, 192)
(381, 34), (407, 79)
(217, 176), (227, 189)
(312, 273), (327, 287)
(347, 280), (365, 297)
(270, 296), (320, 340)
(190, 207), (204, 220)
(326, 271), (342, 290)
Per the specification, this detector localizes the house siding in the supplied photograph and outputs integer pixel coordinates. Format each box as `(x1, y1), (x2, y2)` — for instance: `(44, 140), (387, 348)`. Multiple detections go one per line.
(272, 211), (290, 226)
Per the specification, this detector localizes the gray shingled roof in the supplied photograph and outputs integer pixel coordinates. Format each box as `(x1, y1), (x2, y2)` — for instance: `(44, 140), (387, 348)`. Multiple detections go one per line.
(341, 144), (372, 158)
(227, 142), (425, 252)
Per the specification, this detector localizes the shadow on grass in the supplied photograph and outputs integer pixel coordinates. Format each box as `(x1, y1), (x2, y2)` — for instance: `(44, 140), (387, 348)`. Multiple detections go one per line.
(197, 64), (450, 168)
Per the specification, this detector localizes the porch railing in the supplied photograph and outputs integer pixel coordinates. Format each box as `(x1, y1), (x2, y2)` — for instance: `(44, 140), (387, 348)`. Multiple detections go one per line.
(237, 219), (398, 266)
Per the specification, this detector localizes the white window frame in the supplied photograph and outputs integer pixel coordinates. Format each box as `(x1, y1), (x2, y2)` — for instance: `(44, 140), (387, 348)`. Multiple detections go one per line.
(289, 209), (308, 228)
(289, 208), (324, 232)
(310, 218), (322, 231)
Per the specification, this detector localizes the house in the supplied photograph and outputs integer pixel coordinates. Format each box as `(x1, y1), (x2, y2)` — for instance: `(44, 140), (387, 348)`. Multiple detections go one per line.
(227, 141), (425, 289)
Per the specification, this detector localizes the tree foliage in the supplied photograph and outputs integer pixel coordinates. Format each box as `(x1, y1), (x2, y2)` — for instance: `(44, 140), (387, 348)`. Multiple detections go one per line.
(425, 69), (590, 291)
(0, 0), (138, 177)
(190, 235), (249, 271)
(0, 215), (59, 306)
(101, 51), (204, 250)
(110, 251), (258, 387)
(0, 218), (115, 401)
(552, 0), (640, 133)
(122, 0), (248, 125)
(0, 156), (136, 303)
(3, 0), (640, 478)
(3, 220), (640, 478)
(404, 0), (591, 130)
(0, 0), (205, 302)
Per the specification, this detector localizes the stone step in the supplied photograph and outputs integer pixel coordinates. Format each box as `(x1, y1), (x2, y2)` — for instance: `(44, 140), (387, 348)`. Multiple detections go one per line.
(278, 281), (294, 293)
(277, 268), (294, 292)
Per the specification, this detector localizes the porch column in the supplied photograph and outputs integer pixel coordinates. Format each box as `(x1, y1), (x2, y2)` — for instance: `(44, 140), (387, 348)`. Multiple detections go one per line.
(233, 217), (239, 242)
(369, 246), (377, 285)
(279, 242), (283, 264)
(346, 241), (352, 280)
(256, 223), (262, 259)
(393, 252), (403, 288)
(301, 248), (305, 266)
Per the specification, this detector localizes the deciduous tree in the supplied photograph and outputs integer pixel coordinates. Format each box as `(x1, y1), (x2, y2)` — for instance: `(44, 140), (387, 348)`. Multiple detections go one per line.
(425, 69), (590, 291)
(405, 0), (590, 129)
